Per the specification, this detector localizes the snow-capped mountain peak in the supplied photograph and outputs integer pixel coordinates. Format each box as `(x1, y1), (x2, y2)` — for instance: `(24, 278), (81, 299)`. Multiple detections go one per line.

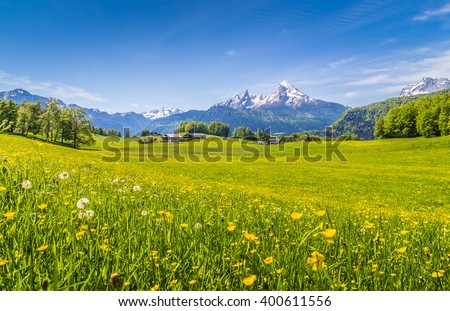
(215, 80), (328, 110)
(142, 107), (183, 120)
(277, 80), (305, 96)
(400, 77), (450, 97)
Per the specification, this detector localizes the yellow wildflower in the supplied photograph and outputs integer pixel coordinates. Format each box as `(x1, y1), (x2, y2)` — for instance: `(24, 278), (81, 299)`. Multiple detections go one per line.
(170, 279), (178, 285)
(397, 247), (407, 253)
(150, 284), (160, 291)
(431, 270), (445, 278)
(316, 210), (326, 217)
(123, 281), (130, 286)
(164, 212), (173, 222)
(276, 269), (283, 274)
(263, 256), (273, 264)
(242, 275), (256, 286)
(4, 211), (15, 220)
(179, 223), (188, 229)
(227, 225), (236, 232)
(307, 251), (326, 271)
(0, 186), (6, 192)
(321, 228), (336, 238)
(243, 232), (257, 241)
(364, 221), (375, 229)
(0, 259), (8, 266)
(38, 204), (47, 210)
(76, 231), (86, 240)
(188, 280), (197, 285)
(37, 245), (48, 251)
(290, 212), (302, 220)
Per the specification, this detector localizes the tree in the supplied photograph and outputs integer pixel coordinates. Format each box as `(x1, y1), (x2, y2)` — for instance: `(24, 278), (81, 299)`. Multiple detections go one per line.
(231, 126), (254, 138)
(185, 121), (209, 134)
(208, 122), (230, 137)
(71, 108), (95, 148)
(141, 129), (151, 136)
(176, 121), (187, 133)
(0, 100), (18, 133)
(416, 98), (440, 138)
(16, 102), (42, 136)
(438, 99), (450, 136)
(40, 100), (61, 141)
(374, 118), (385, 138)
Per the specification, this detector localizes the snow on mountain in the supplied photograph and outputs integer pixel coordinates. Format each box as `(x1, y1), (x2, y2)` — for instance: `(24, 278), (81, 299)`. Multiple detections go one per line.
(215, 80), (329, 110)
(400, 77), (450, 97)
(142, 107), (184, 120)
(0, 89), (64, 107)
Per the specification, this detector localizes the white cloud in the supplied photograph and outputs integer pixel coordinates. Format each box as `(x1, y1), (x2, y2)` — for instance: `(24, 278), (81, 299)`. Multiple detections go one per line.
(345, 91), (359, 98)
(382, 38), (398, 45)
(413, 3), (450, 21)
(345, 49), (450, 92)
(346, 74), (390, 86)
(327, 56), (357, 69)
(0, 70), (106, 105)
(225, 50), (237, 58)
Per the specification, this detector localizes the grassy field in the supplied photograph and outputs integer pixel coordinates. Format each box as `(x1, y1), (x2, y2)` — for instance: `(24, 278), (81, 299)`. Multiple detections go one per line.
(0, 134), (449, 290)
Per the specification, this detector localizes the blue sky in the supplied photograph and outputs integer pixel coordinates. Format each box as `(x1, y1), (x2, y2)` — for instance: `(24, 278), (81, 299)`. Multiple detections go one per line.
(0, 0), (450, 112)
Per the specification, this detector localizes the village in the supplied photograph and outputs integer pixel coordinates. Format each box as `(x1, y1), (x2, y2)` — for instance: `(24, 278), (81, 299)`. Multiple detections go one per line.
(138, 133), (285, 145)
(138, 132), (284, 144)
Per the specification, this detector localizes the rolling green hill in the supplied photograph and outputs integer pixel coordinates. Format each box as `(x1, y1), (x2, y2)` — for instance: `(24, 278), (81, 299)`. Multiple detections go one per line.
(331, 89), (450, 140)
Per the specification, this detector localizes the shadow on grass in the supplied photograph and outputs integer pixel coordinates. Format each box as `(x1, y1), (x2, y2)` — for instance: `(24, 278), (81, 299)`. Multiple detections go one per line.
(4, 132), (101, 151)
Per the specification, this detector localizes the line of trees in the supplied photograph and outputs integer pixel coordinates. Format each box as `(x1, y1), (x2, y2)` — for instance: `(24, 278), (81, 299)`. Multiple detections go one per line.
(92, 127), (121, 137)
(176, 121), (230, 137)
(0, 99), (99, 148)
(374, 94), (450, 138)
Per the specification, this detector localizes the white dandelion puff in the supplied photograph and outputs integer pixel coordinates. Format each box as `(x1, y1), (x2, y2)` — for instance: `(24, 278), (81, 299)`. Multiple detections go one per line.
(22, 180), (32, 189)
(194, 223), (202, 229)
(85, 210), (94, 217)
(77, 198), (89, 209)
(141, 210), (148, 216)
(133, 185), (142, 191)
(59, 172), (69, 179)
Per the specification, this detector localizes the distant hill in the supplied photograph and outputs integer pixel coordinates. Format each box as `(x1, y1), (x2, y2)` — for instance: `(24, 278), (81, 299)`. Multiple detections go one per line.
(331, 88), (450, 140)
(0, 89), (182, 135)
(0, 89), (64, 107)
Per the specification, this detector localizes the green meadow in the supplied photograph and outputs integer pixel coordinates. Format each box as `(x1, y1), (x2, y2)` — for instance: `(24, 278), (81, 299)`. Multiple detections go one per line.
(0, 134), (449, 290)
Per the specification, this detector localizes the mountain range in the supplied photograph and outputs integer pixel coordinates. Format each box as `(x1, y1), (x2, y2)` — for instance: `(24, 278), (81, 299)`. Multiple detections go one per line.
(0, 81), (349, 135)
(2, 77), (449, 137)
(400, 77), (450, 97)
(146, 81), (349, 134)
(0, 89), (184, 134)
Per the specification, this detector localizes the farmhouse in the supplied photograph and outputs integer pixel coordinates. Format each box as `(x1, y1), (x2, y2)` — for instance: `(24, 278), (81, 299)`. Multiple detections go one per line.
(268, 137), (282, 144)
(182, 133), (207, 141)
(161, 134), (180, 142)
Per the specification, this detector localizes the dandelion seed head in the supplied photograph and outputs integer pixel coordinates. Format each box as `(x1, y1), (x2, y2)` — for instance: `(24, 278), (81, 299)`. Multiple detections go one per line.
(77, 198), (89, 209)
(22, 180), (32, 189)
(59, 172), (69, 179)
